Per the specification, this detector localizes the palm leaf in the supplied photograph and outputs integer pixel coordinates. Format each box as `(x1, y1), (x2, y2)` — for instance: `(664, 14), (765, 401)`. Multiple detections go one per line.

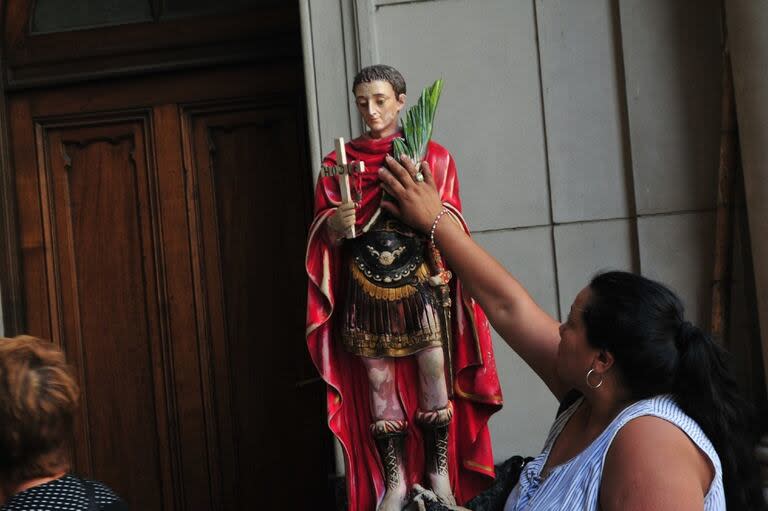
(392, 78), (444, 163)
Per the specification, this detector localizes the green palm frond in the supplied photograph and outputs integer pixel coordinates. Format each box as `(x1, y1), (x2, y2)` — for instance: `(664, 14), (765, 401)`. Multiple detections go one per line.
(392, 78), (444, 163)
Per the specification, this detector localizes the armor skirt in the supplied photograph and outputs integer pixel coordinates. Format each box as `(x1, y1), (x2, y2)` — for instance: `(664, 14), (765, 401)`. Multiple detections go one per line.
(341, 259), (445, 358)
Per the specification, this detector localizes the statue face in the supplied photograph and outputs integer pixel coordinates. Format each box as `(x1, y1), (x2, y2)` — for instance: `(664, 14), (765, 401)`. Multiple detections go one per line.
(353, 80), (406, 139)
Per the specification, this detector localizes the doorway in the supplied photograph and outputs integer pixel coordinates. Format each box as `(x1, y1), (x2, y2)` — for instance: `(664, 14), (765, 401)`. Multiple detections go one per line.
(0, 3), (333, 509)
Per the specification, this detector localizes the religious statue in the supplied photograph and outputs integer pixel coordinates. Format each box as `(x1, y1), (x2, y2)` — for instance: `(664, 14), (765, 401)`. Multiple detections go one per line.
(306, 64), (503, 511)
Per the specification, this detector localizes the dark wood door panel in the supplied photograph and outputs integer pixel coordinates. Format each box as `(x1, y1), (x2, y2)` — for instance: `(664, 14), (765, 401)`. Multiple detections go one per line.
(38, 117), (171, 509)
(6, 64), (333, 510)
(184, 101), (327, 507)
(8, 97), (53, 341)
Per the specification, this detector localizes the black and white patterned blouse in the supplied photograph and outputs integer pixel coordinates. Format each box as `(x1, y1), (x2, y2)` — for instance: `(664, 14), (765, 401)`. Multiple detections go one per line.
(1, 474), (128, 511)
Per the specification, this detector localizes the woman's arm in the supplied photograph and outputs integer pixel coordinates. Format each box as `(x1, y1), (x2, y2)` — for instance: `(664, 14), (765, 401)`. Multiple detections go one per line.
(600, 416), (712, 511)
(379, 155), (566, 399)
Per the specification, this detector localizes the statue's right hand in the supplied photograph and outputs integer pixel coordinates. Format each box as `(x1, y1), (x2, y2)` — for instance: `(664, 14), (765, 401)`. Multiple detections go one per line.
(327, 201), (356, 235)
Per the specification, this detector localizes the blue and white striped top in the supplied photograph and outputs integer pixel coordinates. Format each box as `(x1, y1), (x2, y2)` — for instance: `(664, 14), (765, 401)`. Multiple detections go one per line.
(503, 394), (725, 510)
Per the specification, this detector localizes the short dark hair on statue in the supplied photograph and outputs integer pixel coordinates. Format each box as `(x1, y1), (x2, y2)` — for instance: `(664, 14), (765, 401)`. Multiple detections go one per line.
(352, 65), (406, 96)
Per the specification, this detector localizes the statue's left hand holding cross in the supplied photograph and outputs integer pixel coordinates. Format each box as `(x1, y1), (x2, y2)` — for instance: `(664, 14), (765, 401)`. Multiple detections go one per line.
(320, 137), (365, 238)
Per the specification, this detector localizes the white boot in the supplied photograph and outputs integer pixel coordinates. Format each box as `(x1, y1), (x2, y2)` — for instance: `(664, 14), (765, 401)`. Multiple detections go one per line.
(372, 419), (409, 511)
(416, 403), (457, 505)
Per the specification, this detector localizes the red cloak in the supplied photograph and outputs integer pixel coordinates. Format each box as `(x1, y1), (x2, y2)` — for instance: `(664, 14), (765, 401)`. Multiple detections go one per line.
(306, 132), (502, 510)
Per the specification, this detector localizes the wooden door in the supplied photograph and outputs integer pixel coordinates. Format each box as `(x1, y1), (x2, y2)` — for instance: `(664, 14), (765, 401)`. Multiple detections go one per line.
(6, 64), (332, 509)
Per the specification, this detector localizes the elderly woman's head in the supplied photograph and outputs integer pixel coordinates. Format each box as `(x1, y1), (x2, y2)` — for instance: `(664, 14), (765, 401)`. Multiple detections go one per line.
(0, 336), (78, 484)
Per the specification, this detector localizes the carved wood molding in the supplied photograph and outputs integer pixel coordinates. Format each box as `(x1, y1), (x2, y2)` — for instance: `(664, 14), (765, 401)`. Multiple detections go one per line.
(179, 103), (259, 508)
(2, 1), (300, 90)
(179, 97), (311, 506)
(33, 110), (182, 506)
(0, 104), (23, 335)
(60, 134), (136, 170)
(34, 113), (151, 351)
(0, 2), (24, 336)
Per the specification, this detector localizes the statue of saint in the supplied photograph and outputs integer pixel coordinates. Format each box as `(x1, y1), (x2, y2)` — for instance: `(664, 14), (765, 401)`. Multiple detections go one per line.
(306, 65), (502, 511)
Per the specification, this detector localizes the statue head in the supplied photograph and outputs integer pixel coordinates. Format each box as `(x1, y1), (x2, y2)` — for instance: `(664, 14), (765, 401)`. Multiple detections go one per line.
(352, 64), (407, 139)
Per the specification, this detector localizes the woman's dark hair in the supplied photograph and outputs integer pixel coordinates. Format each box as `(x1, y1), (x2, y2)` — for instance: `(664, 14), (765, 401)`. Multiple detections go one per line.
(352, 64), (406, 96)
(583, 271), (765, 510)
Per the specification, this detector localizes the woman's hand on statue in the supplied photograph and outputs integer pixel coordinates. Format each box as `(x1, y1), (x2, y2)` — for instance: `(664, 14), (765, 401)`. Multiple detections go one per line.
(327, 201), (356, 235)
(379, 154), (444, 233)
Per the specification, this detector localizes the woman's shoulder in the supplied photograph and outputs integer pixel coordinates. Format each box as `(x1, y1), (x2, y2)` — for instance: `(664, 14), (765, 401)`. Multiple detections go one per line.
(86, 479), (126, 504)
(600, 402), (718, 510)
(1, 475), (128, 511)
(611, 412), (712, 460)
(620, 395), (719, 459)
(612, 395), (720, 474)
(75, 476), (128, 510)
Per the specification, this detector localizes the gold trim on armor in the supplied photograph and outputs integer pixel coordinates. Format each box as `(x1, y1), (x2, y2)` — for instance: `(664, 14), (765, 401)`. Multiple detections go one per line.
(342, 330), (443, 358)
(350, 260), (431, 301)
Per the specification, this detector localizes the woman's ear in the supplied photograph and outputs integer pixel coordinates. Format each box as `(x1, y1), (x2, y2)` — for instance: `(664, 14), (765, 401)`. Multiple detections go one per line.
(594, 349), (615, 373)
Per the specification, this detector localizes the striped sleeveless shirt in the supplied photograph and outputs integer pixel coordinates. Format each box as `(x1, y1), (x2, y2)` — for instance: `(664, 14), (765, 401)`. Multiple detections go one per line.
(503, 394), (725, 510)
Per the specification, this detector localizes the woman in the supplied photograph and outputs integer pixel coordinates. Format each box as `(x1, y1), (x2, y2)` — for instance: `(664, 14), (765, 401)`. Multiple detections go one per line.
(378, 155), (766, 510)
(0, 336), (127, 510)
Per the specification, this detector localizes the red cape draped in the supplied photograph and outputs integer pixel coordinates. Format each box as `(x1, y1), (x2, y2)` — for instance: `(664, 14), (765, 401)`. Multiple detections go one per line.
(306, 132), (502, 510)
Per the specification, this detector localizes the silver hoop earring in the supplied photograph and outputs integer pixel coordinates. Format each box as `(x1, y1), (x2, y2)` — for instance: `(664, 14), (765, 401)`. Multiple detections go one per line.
(585, 368), (603, 389)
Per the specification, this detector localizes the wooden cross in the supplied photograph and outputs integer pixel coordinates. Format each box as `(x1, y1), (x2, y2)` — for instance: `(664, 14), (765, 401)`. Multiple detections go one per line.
(320, 137), (365, 238)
